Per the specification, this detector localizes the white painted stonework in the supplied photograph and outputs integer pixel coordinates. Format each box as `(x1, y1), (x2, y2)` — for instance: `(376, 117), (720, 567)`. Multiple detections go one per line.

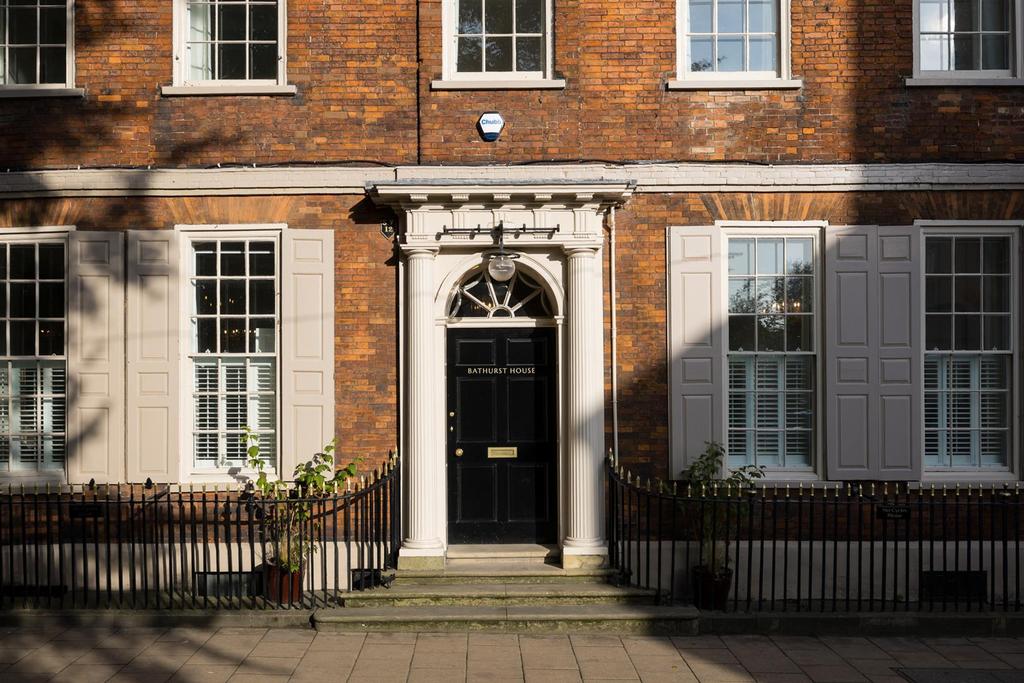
(369, 181), (634, 568)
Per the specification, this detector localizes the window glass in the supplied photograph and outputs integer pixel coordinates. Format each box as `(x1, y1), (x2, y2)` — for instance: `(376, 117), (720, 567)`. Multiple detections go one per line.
(186, 0), (279, 82)
(924, 235), (1013, 469)
(0, 242), (66, 473)
(455, 0), (546, 74)
(1, 0), (68, 86)
(919, 0), (1012, 72)
(190, 239), (278, 469)
(686, 0), (780, 74)
(727, 236), (816, 470)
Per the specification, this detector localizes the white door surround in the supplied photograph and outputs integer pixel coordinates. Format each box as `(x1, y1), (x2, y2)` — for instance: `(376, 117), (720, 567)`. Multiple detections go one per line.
(368, 181), (635, 569)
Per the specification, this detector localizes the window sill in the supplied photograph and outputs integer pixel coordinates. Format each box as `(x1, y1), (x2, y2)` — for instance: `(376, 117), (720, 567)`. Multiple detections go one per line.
(0, 87), (84, 99)
(667, 78), (803, 91)
(431, 78), (567, 91)
(906, 76), (1024, 87)
(160, 84), (298, 97)
(920, 471), (1018, 484)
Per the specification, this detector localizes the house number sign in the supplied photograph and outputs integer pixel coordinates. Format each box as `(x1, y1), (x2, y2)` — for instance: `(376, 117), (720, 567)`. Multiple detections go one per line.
(465, 367), (536, 375)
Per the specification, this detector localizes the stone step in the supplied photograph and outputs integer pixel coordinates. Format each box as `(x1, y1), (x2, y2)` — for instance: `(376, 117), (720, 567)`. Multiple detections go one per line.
(341, 582), (657, 607)
(445, 544), (560, 563)
(313, 604), (699, 634)
(396, 562), (618, 585)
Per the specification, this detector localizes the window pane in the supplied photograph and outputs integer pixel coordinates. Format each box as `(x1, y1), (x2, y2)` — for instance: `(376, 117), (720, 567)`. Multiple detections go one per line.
(786, 316), (812, 352)
(249, 318), (276, 352)
(218, 44), (247, 79)
(516, 0), (544, 33)
(982, 34), (1009, 70)
(953, 33), (980, 70)
(925, 314), (952, 350)
(984, 315), (1010, 350)
(195, 242), (217, 275)
(954, 275), (981, 311)
(486, 0), (514, 33)
(756, 277), (784, 313)
(920, 34), (949, 70)
(983, 237), (1010, 273)
(220, 279), (245, 314)
(220, 319), (246, 353)
(729, 278), (756, 313)
(749, 36), (777, 72)
(190, 44), (214, 81)
(982, 0), (1009, 30)
(485, 36), (514, 71)
(190, 3), (214, 41)
(718, 0), (744, 33)
(458, 37), (483, 71)
(249, 242), (275, 275)
(955, 237), (981, 272)
(785, 392), (813, 428)
(926, 276), (952, 312)
(10, 321), (35, 356)
(690, 37), (714, 71)
(38, 282), (63, 318)
(9, 47), (36, 85)
(195, 318), (217, 353)
(39, 47), (65, 84)
(756, 238), (784, 274)
(717, 37), (744, 71)
(953, 0), (980, 31)
(729, 315), (756, 351)
(250, 4), (277, 40)
(954, 314), (981, 350)
(516, 37), (543, 71)
(250, 44), (277, 79)
(10, 283), (35, 318)
(757, 316), (784, 351)
(249, 280), (275, 314)
(218, 4), (246, 40)
(689, 0), (712, 33)
(9, 8), (37, 44)
(925, 237), (952, 273)
(38, 321), (63, 356)
(220, 243), (245, 276)
(749, 0), (777, 32)
(459, 0), (483, 33)
(38, 245), (63, 279)
(920, 0), (949, 32)
(785, 276), (811, 315)
(980, 355), (1008, 388)
(983, 275), (1009, 312)
(40, 7), (66, 43)
(729, 239), (754, 275)
(195, 280), (216, 315)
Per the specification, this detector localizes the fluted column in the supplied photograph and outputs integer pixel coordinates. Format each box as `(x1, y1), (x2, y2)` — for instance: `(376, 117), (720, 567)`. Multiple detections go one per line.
(563, 245), (607, 567)
(399, 246), (444, 568)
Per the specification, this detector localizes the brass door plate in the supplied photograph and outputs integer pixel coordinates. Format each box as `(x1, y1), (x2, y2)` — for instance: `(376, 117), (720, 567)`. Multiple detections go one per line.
(487, 447), (518, 459)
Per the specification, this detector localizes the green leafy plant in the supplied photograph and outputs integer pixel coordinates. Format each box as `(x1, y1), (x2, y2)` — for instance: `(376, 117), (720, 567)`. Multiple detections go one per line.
(680, 441), (765, 577)
(243, 427), (360, 573)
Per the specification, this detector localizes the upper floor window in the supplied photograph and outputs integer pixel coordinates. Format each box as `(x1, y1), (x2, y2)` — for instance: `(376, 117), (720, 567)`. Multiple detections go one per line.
(175, 0), (284, 86)
(924, 234), (1015, 470)
(189, 239), (278, 471)
(676, 0), (796, 84)
(916, 0), (1019, 78)
(0, 241), (66, 474)
(446, 0), (552, 81)
(0, 0), (72, 87)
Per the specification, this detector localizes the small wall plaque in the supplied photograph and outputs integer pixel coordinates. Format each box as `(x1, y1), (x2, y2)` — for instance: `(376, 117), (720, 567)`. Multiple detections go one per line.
(488, 447), (518, 459)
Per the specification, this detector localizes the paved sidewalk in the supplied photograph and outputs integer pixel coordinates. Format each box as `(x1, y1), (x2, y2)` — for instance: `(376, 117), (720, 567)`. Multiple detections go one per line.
(2, 626), (1024, 682)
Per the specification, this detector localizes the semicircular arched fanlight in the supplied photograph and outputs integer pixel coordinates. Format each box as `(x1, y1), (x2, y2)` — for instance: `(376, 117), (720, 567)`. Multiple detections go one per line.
(448, 268), (553, 319)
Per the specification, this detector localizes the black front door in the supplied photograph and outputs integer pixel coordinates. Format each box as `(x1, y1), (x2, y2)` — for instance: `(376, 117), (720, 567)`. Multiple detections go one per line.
(447, 327), (558, 544)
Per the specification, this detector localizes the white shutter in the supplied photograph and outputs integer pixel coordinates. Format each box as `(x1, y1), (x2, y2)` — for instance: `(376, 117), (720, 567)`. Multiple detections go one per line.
(825, 226), (878, 479)
(876, 226), (920, 479)
(125, 231), (180, 482)
(67, 231), (125, 484)
(668, 227), (724, 477)
(282, 230), (335, 476)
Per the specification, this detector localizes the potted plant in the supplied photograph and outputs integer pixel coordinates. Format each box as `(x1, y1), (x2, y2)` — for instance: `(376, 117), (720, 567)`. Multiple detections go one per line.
(242, 428), (359, 604)
(680, 441), (764, 610)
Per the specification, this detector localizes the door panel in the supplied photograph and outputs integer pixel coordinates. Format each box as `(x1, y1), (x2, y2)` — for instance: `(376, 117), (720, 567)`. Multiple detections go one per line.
(447, 327), (558, 544)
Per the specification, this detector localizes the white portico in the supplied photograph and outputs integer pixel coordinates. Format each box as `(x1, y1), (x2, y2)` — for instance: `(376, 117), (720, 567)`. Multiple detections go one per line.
(368, 181), (635, 569)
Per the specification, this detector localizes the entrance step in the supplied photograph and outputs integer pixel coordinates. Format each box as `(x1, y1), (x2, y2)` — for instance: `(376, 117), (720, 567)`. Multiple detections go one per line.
(445, 544), (559, 563)
(313, 604), (699, 634)
(340, 582), (656, 608)
(396, 562), (618, 585)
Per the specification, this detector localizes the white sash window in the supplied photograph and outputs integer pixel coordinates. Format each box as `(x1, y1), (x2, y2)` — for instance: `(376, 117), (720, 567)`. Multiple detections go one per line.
(0, 0), (73, 87)
(189, 238), (279, 470)
(0, 241), (66, 473)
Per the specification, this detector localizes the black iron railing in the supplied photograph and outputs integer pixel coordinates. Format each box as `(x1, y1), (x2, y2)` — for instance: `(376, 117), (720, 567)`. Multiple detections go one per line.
(0, 455), (401, 610)
(607, 457), (1023, 612)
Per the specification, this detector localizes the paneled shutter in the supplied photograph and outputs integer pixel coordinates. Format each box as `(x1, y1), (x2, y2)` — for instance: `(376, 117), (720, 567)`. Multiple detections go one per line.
(67, 231), (125, 484)
(126, 231), (180, 482)
(282, 230), (335, 476)
(825, 226), (878, 479)
(668, 227), (724, 477)
(875, 227), (920, 479)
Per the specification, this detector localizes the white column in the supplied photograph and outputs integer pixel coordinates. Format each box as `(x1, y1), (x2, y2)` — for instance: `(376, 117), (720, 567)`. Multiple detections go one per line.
(562, 245), (607, 567)
(399, 246), (445, 568)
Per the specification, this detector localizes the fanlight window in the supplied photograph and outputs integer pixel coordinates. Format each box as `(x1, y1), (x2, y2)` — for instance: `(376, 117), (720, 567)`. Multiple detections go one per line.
(449, 268), (552, 319)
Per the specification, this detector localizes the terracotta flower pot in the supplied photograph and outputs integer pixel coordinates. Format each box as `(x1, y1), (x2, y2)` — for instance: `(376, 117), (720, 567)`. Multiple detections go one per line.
(265, 565), (303, 604)
(691, 565), (733, 611)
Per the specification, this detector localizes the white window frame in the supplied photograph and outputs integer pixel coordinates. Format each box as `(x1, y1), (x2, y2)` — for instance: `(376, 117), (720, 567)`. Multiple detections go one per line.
(909, 0), (1024, 85)
(719, 224), (823, 478)
(168, 0), (292, 95)
(177, 225), (284, 483)
(0, 231), (69, 479)
(438, 0), (562, 87)
(670, 0), (802, 90)
(0, 0), (78, 96)
(918, 222), (1021, 481)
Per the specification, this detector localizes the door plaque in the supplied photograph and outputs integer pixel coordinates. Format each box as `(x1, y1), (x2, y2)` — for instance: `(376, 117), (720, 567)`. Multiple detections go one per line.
(487, 447), (518, 459)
